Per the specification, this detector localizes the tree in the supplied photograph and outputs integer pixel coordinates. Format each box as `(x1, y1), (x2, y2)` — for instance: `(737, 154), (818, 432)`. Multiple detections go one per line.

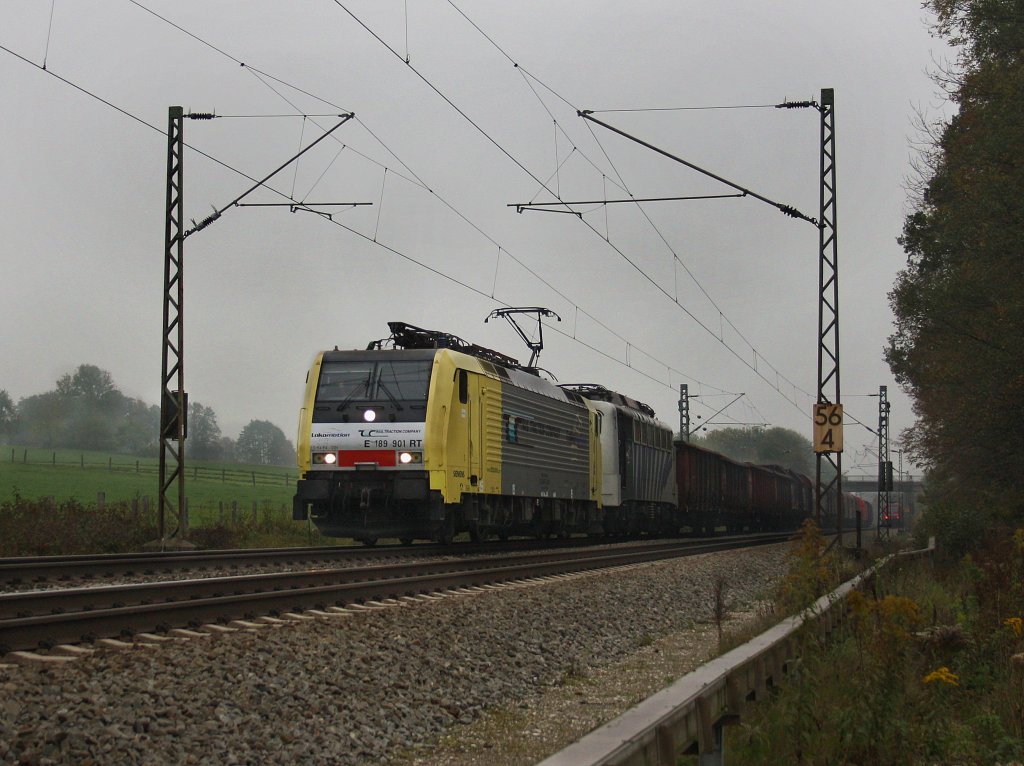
(187, 401), (223, 460)
(116, 399), (159, 456)
(887, 0), (1024, 523)
(12, 365), (154, 453)
(56, 364), (123, 410)
(0, 390), (15, 443)
(692, 426), (813, 475)
(235, 420), (294, 466)
(14, 391), (71, 447)
(50, 364), (127, 451)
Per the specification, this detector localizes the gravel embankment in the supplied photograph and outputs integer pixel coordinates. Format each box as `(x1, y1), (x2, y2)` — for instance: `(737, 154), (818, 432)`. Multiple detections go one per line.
(0, 544), (789, 765)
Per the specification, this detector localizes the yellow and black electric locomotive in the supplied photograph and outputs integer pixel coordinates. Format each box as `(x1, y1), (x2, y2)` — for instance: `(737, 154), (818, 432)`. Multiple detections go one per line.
(292, 322), (603, 544)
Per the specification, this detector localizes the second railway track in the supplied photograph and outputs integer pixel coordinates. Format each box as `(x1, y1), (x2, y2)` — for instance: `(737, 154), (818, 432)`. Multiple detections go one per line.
(0, 536), (616, 587)
(0, 534), (791, 655)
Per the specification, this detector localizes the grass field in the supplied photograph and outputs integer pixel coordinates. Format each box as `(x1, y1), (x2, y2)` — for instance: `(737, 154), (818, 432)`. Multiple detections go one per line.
(1, 446), (297, 527)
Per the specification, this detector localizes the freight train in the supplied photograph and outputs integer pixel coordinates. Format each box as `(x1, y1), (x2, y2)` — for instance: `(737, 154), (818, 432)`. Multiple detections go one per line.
(292, 322), (871, 544)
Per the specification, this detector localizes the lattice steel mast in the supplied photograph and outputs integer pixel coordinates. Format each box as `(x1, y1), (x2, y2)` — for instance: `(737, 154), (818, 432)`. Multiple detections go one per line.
(158, 106), (188, 547)
(155, 108), (356, 548)
(814, 88), (843, 539)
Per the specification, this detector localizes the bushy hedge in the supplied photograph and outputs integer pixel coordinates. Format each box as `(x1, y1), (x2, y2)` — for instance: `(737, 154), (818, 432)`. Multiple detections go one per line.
(0, 495), (160, 555)
(0, 495), (324, 555)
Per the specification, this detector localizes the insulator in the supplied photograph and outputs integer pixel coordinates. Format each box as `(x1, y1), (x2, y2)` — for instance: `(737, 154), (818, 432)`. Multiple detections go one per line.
(775, 100), (816, 109)
(192, 211), (221, 232)
(187, 112), (217, 120)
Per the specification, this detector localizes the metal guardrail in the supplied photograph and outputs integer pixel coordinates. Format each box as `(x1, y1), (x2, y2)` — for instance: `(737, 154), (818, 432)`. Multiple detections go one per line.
(537, 538), (936, 766)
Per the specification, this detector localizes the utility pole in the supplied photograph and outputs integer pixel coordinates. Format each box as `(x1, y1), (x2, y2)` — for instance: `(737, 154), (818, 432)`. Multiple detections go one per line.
(678, 384), (690, 442)
(812, 88), (844, 544)
(153, 107), (356, 549)
(156, 106), (189, 549)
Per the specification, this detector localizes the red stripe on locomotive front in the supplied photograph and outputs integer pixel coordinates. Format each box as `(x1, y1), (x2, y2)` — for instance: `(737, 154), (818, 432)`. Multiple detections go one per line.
(336, 449), (396, 467)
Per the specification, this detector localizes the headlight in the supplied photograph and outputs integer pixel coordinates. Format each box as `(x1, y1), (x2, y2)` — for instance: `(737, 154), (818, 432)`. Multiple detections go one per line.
(313, 452), (338, 465)
(363, 409), (376, 422)
(324, 453), (338, 465)
(398, 451), (422, 464)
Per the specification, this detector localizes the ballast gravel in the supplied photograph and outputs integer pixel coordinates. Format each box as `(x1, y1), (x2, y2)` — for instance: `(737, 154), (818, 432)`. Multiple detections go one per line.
(0, 545), (789, 765)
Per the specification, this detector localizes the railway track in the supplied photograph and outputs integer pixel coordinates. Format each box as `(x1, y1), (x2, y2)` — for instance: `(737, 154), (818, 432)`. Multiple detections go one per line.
(0, 533), (792, 654)
(0, 536), (607, 586)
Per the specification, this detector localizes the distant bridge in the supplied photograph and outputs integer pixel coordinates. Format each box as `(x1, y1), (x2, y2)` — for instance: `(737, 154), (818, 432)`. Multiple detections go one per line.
(843, 478), (924, 513)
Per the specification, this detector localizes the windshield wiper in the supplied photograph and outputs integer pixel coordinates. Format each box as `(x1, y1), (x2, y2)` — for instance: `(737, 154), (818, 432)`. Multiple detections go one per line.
(376, 380), (404, 411)
(334, 381), (369, 412)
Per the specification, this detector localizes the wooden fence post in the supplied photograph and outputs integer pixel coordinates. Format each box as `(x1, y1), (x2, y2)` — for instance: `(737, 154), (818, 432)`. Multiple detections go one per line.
(97, 492), (105, 511)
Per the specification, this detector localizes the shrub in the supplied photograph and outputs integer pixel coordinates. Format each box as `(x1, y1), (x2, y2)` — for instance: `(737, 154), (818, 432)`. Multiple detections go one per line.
(727, 528), (1024, 765)
(0, 494), (159, 555)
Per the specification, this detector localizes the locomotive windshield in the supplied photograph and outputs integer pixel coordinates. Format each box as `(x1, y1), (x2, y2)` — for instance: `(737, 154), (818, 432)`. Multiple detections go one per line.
(314, 359), (432, 418)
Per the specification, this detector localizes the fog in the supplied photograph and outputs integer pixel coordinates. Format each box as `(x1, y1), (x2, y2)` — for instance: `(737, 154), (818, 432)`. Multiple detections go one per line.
(1, 1), (953, 477)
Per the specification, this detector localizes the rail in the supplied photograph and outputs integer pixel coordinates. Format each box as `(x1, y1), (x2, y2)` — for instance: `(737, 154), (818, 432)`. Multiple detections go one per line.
(536, 538), (936, 766)
(0, 536), (790, 654)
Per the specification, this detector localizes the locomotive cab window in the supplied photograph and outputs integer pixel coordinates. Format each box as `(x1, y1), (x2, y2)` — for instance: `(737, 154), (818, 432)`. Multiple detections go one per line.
(314, 359), (432, 422)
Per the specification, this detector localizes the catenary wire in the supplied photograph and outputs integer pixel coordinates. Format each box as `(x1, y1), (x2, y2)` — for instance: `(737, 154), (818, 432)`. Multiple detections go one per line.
(440, 2), (818, 403)
(0, 37), (737, 413)
(123, 1), (748, 407)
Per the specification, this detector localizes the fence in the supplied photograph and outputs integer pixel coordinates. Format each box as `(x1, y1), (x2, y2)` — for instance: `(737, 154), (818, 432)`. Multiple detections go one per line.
(8, 448), (295, 488)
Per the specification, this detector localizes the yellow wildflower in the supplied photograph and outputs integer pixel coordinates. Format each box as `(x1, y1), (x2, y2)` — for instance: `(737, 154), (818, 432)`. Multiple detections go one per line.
(1004, 617), (1023, 637)
(877, 595), (922, 641)
(923, 666), (960, 686)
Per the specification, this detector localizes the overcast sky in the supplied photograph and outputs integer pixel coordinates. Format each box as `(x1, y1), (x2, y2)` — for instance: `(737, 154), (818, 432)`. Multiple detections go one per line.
(2, 1), (953, 478)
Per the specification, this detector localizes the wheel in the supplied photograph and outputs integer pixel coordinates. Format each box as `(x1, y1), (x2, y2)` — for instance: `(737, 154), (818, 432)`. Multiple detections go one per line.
(435, 513), (455, 545)
(358, 537), (378, 547)
(399, 537), (414, 546)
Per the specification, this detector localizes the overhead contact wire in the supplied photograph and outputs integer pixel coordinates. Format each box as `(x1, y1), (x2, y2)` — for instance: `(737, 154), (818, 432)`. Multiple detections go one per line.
(8, 9), (753, 410)
(443, 1), (815, 409)
(162, 2), (727, 407)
